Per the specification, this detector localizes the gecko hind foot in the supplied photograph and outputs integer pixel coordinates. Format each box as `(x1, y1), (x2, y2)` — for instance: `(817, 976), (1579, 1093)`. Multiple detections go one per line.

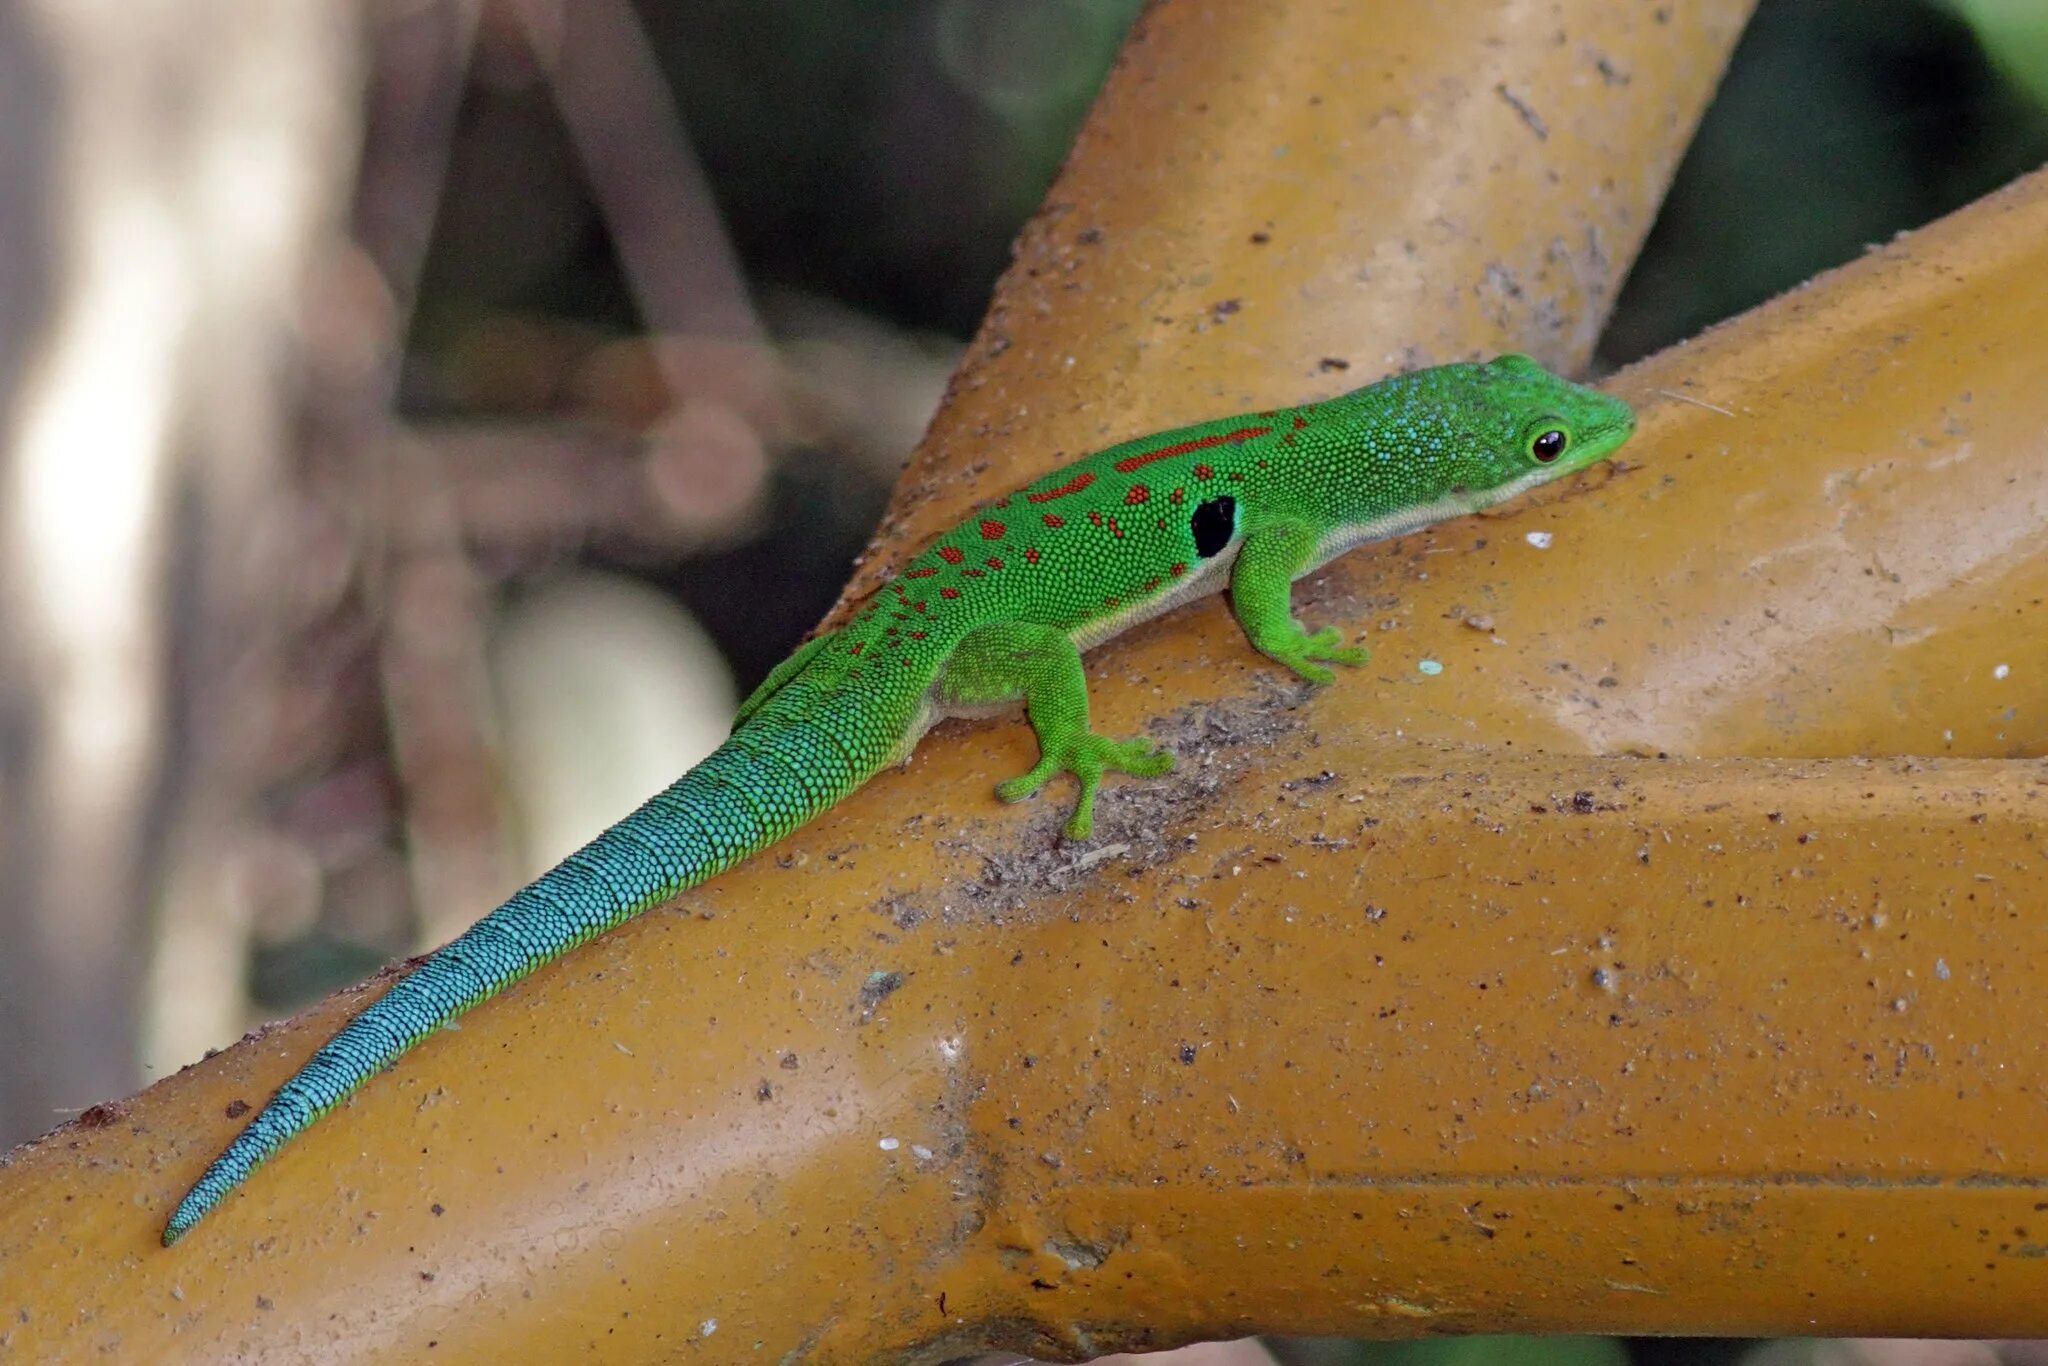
(997, 733), (1174, 840)
(1266, 625), (1369, 685)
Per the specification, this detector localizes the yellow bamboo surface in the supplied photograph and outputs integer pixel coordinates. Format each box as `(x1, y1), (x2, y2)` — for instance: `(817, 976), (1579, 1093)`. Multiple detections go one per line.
(34, 1), (2048, 1362)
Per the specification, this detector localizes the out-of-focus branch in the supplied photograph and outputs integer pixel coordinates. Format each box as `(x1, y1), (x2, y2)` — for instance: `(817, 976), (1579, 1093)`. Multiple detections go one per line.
(0, 0), (362, 1142)
(507, 0), (778, 535)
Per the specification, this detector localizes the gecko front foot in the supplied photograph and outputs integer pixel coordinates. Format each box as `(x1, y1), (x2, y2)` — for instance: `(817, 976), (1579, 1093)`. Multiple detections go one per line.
(997, 732), (1174, 840)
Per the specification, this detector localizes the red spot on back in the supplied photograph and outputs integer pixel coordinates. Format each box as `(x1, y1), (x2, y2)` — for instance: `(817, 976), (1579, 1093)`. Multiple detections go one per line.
(1112, 425), (1271, 474)
(1042, 513), (1065, 529)
(986, 556), (1005, 570)
(1109, 517), (1124, 539)
(849, 642), (864, 656)
(905, 567), (937, 579)
(938, 546), (964, 564)
(1293, 414), (1308, 430)
(1193, 463), (1214, 480)
(1169, 488), (1185, 504)
(1170, 562), (1187, 577)
(1027, 471), (1096, 504)
(980, 519), (1006, 540)
(1229, 471), (1245, 481)
(1124, 484), (1150, 505)
(962, 568), (984, 578)
(992, 498), (1011, 509)
(940, 587), (961, 599)
(1104, 596), (1120, 608)
(913, 601), (928, 613)
(1024, 548), (1041, 565)
(910, 630), (928, 639)
(1143, 577), (1162, 592)
(1088, 511), (1103, 527)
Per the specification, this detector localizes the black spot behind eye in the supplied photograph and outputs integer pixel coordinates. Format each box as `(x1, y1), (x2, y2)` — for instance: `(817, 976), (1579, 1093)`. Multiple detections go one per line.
(1531, 429), (1567, 463)
(1190, 496), (1237, 558)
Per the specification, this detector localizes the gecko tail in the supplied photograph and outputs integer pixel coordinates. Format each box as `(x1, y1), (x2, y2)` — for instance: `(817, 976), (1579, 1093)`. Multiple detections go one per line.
(163, 716), (857, 1246)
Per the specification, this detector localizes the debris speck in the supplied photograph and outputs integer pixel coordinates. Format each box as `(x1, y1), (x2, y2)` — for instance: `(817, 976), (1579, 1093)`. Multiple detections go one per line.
(700, 1319), (718, 1338)
(911, 1144), (935, 1161)
(1494, 83), (1549, 139)
(879, 1136), (900, 1151)
(1936, 958), (1951, 981)
(1072, 841), (1130, 871)
(1525, 531), (1554, 550)
(1418, 659), (1444, 676)
(1994, 663), (2011, 680)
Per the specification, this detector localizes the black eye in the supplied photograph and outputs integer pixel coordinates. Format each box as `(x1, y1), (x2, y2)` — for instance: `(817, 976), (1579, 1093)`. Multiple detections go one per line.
(1530, 429), (1568, 463)
(1190, 496), (1237, 558)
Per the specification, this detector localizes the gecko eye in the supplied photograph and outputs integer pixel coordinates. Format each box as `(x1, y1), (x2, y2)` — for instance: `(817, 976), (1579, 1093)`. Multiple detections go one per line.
(1530, 429), (1568, 463)
(1190, 496), (1237, 558)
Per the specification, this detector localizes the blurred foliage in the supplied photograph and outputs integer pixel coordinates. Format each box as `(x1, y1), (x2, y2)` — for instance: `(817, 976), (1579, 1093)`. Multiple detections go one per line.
(1599, 0), (2048, 363)
(1945, 0), (2048, 110)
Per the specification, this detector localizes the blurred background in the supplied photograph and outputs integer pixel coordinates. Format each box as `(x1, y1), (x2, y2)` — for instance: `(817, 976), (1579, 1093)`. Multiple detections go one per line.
(0, 1), (2044, 1361)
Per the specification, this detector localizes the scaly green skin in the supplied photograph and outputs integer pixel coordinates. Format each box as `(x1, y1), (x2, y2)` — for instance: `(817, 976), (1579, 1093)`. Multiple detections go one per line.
(163, 354), (1634, 1245)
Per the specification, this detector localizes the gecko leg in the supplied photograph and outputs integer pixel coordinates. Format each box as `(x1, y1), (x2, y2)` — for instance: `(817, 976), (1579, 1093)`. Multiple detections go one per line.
(939, 621), (1173, 840)
(1229, 522), (1370, 685)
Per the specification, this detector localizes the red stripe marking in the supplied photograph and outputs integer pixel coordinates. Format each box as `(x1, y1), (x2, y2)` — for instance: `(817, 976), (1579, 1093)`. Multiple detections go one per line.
(905, 567), (937, 579)
(1042, 513), (1065, 529)
(980, 519), (1006, 540)
(1027, 472), (1095, 503)
(938, 546), (964, 564)
(962, 569), (984, 578)
(1113, 425), (1271, 474)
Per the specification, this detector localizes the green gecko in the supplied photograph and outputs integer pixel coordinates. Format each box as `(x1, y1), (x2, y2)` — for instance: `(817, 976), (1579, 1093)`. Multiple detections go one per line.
(163, 353), (1634, 1244)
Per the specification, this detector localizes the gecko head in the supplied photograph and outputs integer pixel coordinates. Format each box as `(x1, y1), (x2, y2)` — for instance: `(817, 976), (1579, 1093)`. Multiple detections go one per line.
(1452, 353), (1636, 498)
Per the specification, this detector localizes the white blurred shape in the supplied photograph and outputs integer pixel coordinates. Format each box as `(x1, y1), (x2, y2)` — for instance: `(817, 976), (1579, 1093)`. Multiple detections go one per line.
(490, 571), (737, 875)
